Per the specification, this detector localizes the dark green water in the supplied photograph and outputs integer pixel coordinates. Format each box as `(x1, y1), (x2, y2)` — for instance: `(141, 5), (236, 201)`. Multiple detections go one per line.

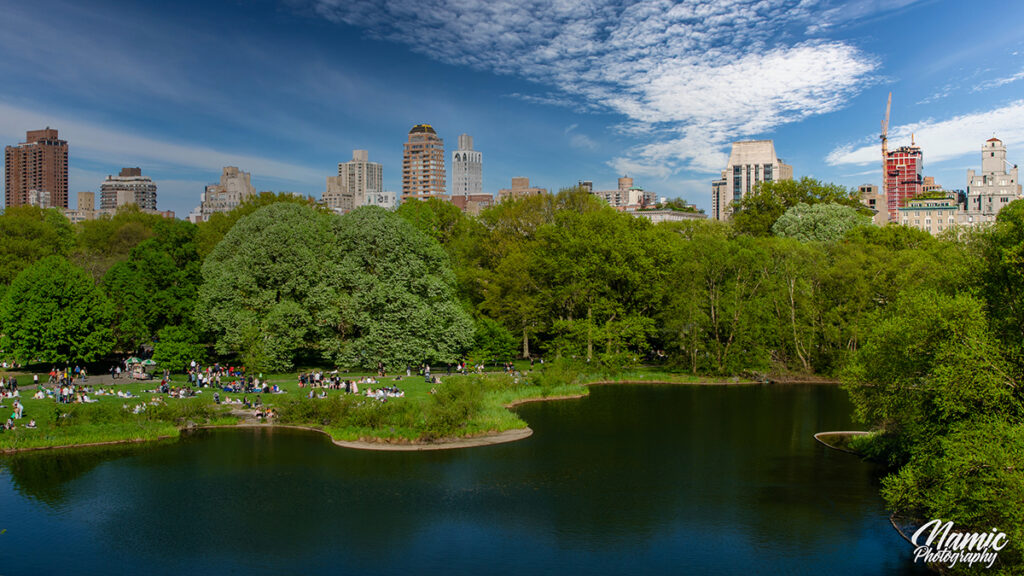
(0, 384), (926, 575)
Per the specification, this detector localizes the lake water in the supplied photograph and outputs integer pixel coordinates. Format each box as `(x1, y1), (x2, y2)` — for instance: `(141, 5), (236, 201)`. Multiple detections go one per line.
(0, 384), (927, 575)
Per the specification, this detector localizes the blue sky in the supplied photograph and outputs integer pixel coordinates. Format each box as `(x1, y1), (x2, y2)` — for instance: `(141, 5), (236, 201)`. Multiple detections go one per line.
(2, 0), (1024, 217)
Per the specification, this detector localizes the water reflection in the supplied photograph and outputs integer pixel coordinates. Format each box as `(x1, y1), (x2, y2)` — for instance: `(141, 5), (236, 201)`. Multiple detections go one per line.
(0, 384), (927, 575)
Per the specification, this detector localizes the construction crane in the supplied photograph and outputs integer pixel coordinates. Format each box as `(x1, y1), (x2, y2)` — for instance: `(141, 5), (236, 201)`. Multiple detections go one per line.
(880, 92), (892, 198)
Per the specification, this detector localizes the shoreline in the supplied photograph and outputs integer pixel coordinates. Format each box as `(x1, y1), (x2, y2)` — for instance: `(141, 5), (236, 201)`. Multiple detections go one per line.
(813, 430), (870, 454)
(0, 378), (841, 455)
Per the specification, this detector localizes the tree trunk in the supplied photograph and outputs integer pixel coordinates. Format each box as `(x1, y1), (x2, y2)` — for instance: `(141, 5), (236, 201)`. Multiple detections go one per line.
(522, 327), (530, 358)
(587, 306), (593, 361)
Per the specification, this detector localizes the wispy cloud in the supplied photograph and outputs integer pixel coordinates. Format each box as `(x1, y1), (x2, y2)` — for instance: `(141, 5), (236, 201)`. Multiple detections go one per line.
(826, 100), (1024, 166)
(0, 101), (324, 185)
(974, 68), (1024, 92)
(302, 0), (905, 176)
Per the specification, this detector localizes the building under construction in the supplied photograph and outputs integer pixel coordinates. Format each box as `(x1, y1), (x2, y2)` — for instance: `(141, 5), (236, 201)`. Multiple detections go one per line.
(884, 143), (924, 223)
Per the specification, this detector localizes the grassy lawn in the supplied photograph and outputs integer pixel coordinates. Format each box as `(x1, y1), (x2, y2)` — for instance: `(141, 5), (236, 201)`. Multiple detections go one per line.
(0, 363), (735, 452)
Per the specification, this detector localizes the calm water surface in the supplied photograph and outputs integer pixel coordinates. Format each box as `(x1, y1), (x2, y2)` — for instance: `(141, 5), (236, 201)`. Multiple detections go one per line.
(0, 384), (926, 575)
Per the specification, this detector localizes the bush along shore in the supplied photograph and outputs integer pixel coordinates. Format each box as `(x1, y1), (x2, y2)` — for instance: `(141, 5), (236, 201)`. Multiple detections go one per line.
(0, 363), (738, 453)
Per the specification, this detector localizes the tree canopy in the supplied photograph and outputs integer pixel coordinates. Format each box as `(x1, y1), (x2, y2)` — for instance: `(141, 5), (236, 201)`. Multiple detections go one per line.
(0, 255), (113, 363)
(195, 202), (348, 371)
(772, 202), (872, 242)
(731, 177), (867, 236)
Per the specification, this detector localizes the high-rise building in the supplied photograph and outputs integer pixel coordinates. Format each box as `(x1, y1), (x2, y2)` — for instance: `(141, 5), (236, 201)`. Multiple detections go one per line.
(323, 150), (391, 214)
(966, 137), (1021, 220)
(884, 143), (924, 223)
(497, 177), (547, 202)
(451, 134), (482, 198)
(100, 167), (157, 211)
(401, 124), (446, 201)
(710, 140), (793, 220)
(188, 166), (256, 223)
(339, 150), (383, 205)
(4, 128), (69, 209)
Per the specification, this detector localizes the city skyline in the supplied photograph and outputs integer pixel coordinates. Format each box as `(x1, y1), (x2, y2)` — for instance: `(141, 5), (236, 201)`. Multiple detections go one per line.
(1, 0), (1024, 217)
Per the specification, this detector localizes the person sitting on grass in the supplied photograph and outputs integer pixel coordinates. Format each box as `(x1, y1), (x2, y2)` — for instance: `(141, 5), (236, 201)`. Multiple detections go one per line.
(25, 419), (36, 429)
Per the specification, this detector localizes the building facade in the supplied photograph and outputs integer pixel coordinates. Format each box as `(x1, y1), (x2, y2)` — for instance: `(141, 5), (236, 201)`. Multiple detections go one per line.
(632, 209), (707, 224)
(323, 150), (392, 214)
(710, 140), (793, 220)
(592, 176), (657, 209)
(62, 191), (95, 224)
(322, 175), (355, 214)
(450, 193), (493, 215)
(857, 184), (888, 226)
(898, 192), (960, 235)
(451, 134), (482, 198)
(100, 167), (157, 211)
(5, 128), (69, 209)
(188, 166), (256, 223)
(339, 150), (383, 205)
(966, 137), (1021, 219)
(401, 124), (446, 201)
(884, 144), (924, 223)
(498, 177), (547, 202)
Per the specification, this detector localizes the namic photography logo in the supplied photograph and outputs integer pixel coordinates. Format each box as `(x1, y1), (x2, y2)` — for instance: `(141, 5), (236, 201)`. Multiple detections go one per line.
(912, 519), (1008, 569)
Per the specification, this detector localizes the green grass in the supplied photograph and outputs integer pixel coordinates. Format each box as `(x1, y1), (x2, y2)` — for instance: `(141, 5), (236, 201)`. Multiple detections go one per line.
(1, 363), (750, 451)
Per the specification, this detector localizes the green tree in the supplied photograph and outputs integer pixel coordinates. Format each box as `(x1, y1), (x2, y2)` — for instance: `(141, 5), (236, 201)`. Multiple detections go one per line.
(195, 192), (323, 259)
(468, 317), (518, 365)
(732, 177), (866, 237)
(0, 256), (113, 363)
(656, 224), (771, 374)
(331, 207), (474, 368)
(395, 197), (466, 245)
(843, 290), (1019, 466)
(195, 202), (349, 371)
(103, 218), (202, 352)
(880, 417), (1024, 571)
(0, 206), (75, 285)
(152, 324), (205, 372)
(772, 202), (872, 242)
(530, 206), (664, 365)
(73, 205), (166, 281)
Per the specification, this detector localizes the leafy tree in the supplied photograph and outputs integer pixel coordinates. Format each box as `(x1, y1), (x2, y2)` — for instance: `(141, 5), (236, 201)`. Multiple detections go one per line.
(881, 416), (1024, 571)
(195, 202), (349, 371)
(531, 206), (663, 364)
(0, 206), (75, 285)
(468, 317), (518, 365)
(975, 199), (1024, 366)
(74, 205), (165, 280)
(656, 224), (772, 374)
(103, 218), (202, 352)
(195, 192), (323, 259)
(395, 197), (466, 245)
(331, 207), (474, 369)
(0, 256), (113, 363)
(152, 324), (205, 372)
(842, 289), (1019, 466)
(732, 177), (866, 237)
(772, 202), (872, 242)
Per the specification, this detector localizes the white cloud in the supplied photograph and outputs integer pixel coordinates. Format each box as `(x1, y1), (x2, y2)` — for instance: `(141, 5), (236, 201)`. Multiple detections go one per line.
(826, 100), (1024, 166)
(305, 0), (892, 176)
(975, 68), (1024, 92)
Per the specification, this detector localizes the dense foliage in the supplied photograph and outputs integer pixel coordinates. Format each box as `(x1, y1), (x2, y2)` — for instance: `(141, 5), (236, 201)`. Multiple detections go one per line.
(0, 255), (113, 363)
